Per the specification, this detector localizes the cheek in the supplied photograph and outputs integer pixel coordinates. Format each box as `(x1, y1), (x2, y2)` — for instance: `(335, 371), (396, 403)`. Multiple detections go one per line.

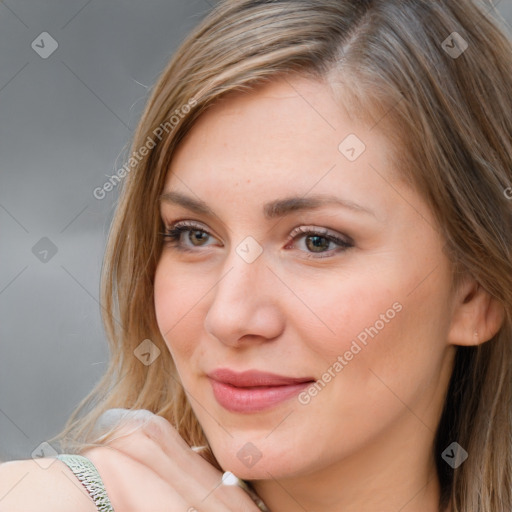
(291, 272), (404, 366)
(303, 261), (451, 396)
(330, 266), (454, 412)
(288, 273), (452, 457)
(153, 260), (206, 361)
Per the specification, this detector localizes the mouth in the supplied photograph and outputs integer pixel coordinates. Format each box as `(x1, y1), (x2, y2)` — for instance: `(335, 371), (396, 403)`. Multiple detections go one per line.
(207, 368), (316, 413)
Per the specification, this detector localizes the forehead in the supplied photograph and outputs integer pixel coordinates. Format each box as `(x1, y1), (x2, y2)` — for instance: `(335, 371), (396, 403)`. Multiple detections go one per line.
(163, 76), (399, 218)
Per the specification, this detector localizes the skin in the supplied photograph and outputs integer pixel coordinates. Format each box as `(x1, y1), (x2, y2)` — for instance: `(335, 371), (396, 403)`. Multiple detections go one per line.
(0, 414), (264, 512)
(0, 75), (503, 512)
(152, 75), (504, 512)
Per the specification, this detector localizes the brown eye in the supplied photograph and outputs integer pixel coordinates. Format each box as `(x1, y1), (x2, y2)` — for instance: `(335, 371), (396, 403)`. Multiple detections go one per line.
(187, 229), (210, 246)
(161, 221), (217, 252)
(287, 226), (353, 259)
(304, 234), (332, 253)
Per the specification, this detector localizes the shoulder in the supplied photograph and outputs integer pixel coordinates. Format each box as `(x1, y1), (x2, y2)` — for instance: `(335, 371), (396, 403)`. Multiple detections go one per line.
(0, 457), (97, 512)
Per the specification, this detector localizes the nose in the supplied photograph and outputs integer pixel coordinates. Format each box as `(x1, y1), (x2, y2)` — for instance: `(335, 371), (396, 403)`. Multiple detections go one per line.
(203, 247), (284, 348)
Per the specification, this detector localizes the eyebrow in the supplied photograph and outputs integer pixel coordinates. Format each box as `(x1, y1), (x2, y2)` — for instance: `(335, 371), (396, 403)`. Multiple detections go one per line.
(159, 190), (377, 219)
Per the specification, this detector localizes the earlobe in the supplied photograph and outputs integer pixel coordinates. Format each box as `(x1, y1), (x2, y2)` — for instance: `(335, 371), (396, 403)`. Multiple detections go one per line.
(447, 277), (505, 347)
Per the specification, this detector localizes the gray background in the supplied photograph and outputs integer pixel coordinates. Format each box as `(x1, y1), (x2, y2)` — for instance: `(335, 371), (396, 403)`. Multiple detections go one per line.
(1, 0), (511, 462)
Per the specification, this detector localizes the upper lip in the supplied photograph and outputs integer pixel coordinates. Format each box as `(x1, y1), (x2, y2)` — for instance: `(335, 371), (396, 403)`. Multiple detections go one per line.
(208, 368), (315, 387)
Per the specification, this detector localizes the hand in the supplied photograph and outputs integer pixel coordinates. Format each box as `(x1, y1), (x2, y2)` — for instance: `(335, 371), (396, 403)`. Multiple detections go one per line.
(81, 409), (266, 512)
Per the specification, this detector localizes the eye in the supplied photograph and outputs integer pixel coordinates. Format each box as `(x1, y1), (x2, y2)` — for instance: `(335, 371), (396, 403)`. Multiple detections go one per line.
(160, 221), (354, 258)
(160, 221), (217, 252)
(286, 226), (353, 259)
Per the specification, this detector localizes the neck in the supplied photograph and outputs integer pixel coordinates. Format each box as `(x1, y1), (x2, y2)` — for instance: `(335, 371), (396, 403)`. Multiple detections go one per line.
(250, 413), (446, 512)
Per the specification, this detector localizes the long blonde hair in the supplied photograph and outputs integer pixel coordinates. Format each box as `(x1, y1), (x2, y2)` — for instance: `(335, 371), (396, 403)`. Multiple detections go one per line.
(51, 1), (512, 510)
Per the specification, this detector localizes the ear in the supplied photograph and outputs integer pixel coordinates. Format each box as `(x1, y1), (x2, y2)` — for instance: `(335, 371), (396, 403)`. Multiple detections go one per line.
(447, 274), (505, 346)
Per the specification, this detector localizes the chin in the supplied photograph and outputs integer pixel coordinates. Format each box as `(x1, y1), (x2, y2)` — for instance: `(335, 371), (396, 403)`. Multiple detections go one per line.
(209, 436), (316, 481)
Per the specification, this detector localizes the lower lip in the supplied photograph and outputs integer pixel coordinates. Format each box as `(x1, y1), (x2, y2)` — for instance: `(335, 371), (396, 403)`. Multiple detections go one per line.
(209, 379), (312, 413)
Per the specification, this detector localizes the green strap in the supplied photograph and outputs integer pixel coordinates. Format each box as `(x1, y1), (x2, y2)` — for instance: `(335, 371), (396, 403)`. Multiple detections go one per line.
(56, 454), (115, 512)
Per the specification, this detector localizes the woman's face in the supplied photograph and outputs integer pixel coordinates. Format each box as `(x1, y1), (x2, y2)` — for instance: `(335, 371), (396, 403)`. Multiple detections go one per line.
(154, 76), (457, 481)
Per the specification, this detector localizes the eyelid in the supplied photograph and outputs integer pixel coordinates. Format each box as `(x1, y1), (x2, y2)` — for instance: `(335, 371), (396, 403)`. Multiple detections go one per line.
(161, 219), (353, 257)
(162, 220), (350, 242)
(164, 220), (220, 240)
(288, 225), (353, 245)
(160, 220), (221, 252)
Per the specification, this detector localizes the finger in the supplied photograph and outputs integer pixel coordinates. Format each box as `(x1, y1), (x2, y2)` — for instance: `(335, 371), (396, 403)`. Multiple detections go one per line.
(202, 474), (266, 512)
(191, 445), (219, 467)
(102, 418), (220, 503)
(105, 412), (208, 471)
(107, 434), (257, 512)
(81, 444), (200, 512)
(104, 416), (264, 511)
(91, 408), (156, 443)
(141, 417), (265, 511)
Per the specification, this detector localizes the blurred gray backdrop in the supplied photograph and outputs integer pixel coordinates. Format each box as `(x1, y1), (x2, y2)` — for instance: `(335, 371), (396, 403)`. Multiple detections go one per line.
(0, 0), (214, 462)
(1, 0), (511, 462)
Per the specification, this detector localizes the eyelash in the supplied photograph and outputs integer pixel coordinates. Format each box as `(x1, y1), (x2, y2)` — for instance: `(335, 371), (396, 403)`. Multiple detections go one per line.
(159, 221), (353, 259)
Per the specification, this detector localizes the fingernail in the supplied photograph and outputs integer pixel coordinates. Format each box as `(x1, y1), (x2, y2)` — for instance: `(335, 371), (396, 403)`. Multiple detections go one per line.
(222, 471), (241, 486)
(92, 408), (154, 436)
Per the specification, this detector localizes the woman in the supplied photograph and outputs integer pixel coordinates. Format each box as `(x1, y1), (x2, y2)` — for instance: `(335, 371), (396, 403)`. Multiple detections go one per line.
(1, 0), (511, 510)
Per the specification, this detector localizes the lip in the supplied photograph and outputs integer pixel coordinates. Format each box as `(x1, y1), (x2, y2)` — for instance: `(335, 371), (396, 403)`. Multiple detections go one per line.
(207, 368), (315, 413)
